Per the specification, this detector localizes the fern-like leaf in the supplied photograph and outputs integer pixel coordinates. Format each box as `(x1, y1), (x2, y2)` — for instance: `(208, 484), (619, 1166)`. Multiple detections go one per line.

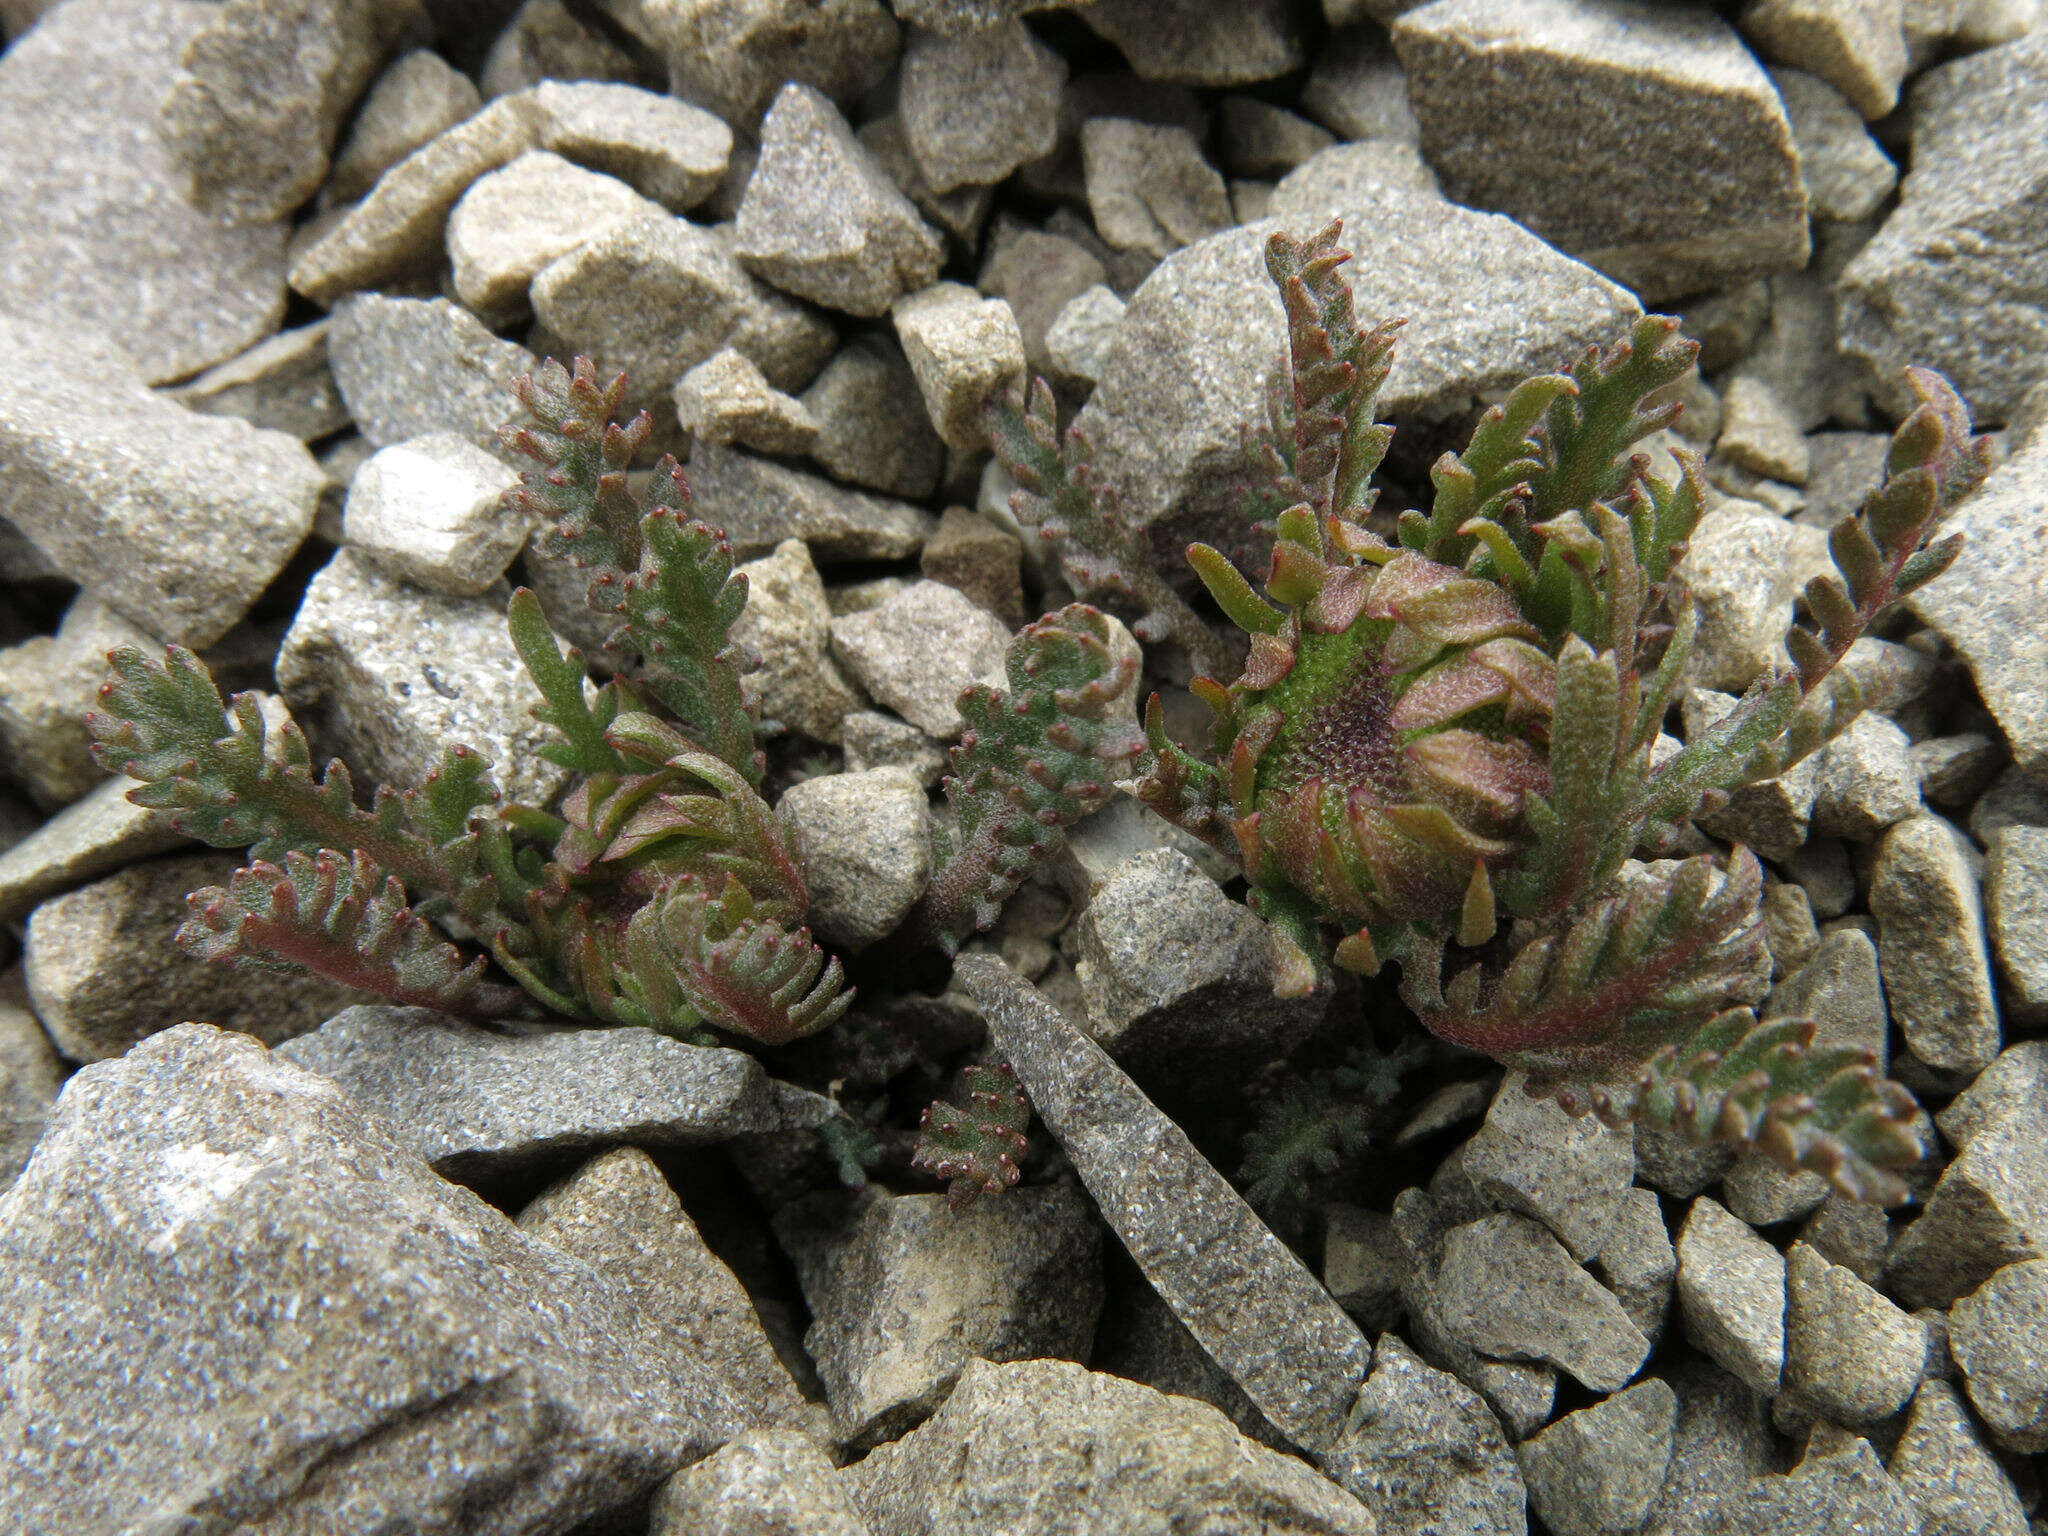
(894, 605), (1145, 954)
(179, 849), (522, 1014)
(1583, 1010), (1926, 1205)
(503, 355), (664, 578)
(912, 1060), (1031, 1208)
(989, 383), (1235, 678)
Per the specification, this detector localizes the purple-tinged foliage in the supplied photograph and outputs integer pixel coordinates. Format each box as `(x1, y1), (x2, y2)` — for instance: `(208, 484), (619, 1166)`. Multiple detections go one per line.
(912, 1060), (1032, 1208)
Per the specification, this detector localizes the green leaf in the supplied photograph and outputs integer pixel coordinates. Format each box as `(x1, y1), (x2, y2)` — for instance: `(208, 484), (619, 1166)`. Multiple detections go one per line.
(912, 1060), (1032, 1209)
(507, 586), (626, 775)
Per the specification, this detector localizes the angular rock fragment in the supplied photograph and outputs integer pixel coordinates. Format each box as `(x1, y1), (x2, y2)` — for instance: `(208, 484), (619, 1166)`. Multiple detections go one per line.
(448, 150), (666, 314)
(773, 1185), (1101, 1447)
(691, 442), (937, 564)
(1741, 0), (1908, 119)
(857, 111), (997, 248)
(1392, 0), (1808, 298)
(1676, 1196), (1786, 1395)
(841, 711), (946, 787)
(0, 779), (187, 925)
(732, 84), (945, 318)
(1949, 1258), (2048, 1451)
(0, 317), (321, 649)
(1812, 711), (1923, 840)
(276, 549), (568, 812)
(529, 79), (732, 211)
(1519, 1378), (1676, 1536)
(327, 293), (538, 453)
(1319, 1333), (1528, 1536)
(891, 283), (1026, 450)
(1597, 1188), (1678, 1344)
(848, 1357), (1375, 1534)
(1782, 1242), (1927, 1425)
(478, 0), (656, 99)
(170, 319), (352, 441)
(779, 769), (929, 951)
(326, 48), (482, 206)
(650, 1429), (868, 1536)
(1986, 826), (2048, 1024)
(730, 539), (864, 743)
(0, 0), (288, 383)
(0, 972), (61, 1193)
(0, 1024), (741, 1533)
(1434, 1212), (1651, 1392)
(899, 19), (1064, 194)
(1717, 374), (1810, 483)
(958, 956), (1374, 1455)
(674, 348), (819, 455)
(0, 596), (152, 811)
(1640, 1358), (1775, 1536)
(519, 1147), (815, 1437)
(1300, 26), (1420, 143)
(919, 506), (1025, 624)
(1082, 119), (1235, 262)
(1870, 813), (2001, 1076)
(1710, 1438), (1923, 1536)
(1837, 34), (2048, 424)
(276, 1005), (831, 1178)
(1769, 66), (1898, 222)
(1046, 283), (1125, 387)
(1679, 512), (1834, 693)
(612, 0), (900, 130)
(1078, 0), (1307, 86)
(1461, 1074), (1635, 1263)
(1888, 1378), (2032, 1536)
(1218, 95), (1337, 180)
(829, 580), (1012, 739)
(342, 433), (526, 596)
(801, 335), (947, 498)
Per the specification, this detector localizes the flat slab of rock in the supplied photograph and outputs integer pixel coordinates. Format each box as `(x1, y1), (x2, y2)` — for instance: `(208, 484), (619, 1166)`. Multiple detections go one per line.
(829, 579), (1012, 739)
(1889, 1378), (2032, 1536)
(1950, 1258), (2048, 1451)
(0, 1023), (743, 1534)
(689, 442), (937, 565)
(274, 1005), (833, 1179)
(846, 1357), (1374, 1535)
(0, 0), (287, 383)
(328, 294), (539, 454)
(1909, 434), (2048, 787)
(1460, 1072), (1635, 1263)
(1519, 1377), (1676, 1536)
(1837, 34), (2048, 424)
(773, 1184), (1101, 1447)
(1676, 1196), (1786, 1395)
(1392, 0), (1808, 298)
(0, 316), (322, 648)
(1869, 813), (2001, 1076)
(957, 956), (1373, 1455)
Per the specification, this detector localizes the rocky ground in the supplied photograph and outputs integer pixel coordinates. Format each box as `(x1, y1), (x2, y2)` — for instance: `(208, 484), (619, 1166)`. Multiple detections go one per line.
(2, 0), (2047, 1532)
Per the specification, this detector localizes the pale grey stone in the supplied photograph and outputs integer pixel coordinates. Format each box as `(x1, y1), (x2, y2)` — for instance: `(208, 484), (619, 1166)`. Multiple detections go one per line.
(1462, 1073), (1636, 1264)
(1319, 1333), (1529, 1536)
(1889, 1378), (2031, 1536)
(1392, 0), (1809, 299)
(484, 0), (650, 101)
(1799, 431), (1890, 527)
(957, 956), (1375, 1455)
(1763, 878), (1821, 980)
(773, 1185), (1101, 1447)
(1783, 1241), (1928, 1425)
(1047, 796), (1237, 905)
(0, 316), (321, 649)
(1597, 1188), (1678, 1344)
(326, 48), (481, 205)
(169, 319), (351, 441)
(1218, 95), (1336, 180)
(890, 283), (1026, 451)
(1798, 1194), (1891, 1285)
(731, 539), (863, 743)
(694, 445), (941, 567)
(919, 505), (1024, 624)
(1719, 374), (1811, 483)
(830, 580), (1012, 739)
(327, 293), (538, 454)
(610, 0), (899, 130)
(1072, 847), (1325, 1093)
(1887, 1041), (2048, 1308)
(1840, 635), (1940, 717)
(1910, 437), (2048, 783)
(848, 1357), (1375, 1534)
(276, 548), (569, 812)
(1916, 732), (2006, 808)
(1722, 1150), (1830, 1228)
(530, 79), (731, 211)
(23, 852), (366, 1062)
(801, 335), (946, 499)
(1300, 26), (1420, 143)
(899, 20), (1064, 194)
(1519, 1378), (1677, 1536)
(1065, 204), (1635, 583)
(650, 1429), (867, 1536)
(1838, 35), (2048, 425)
(1970, 764), (2048, 847)
(1078, 0), (1307, 86)
(519, 1147), (816, 1439)
(276, 1005), (831, 1178)
(1082, 119), (1234, 262)
(1708, 1438), (1923, 1536)
(1986, 825), (2048, 1024)
(1744, 0), (1908, 119)
(448, 151), (666, 315)
(0, 779), (188, 923)
(1765, 927), (1890, 1062)
(732, 84), (945, 318)
(1813, 711), (1924, 840)
(1090, 1271), (1284, 1448)
(0, 595), (152, 811)
(1871, 813), (2001, 1076)
(0, 0), (288, 383)
(675, 348), (818, 455)
(1268, 140), (1441, 223)
(779, 769), (929, 951)
(1770, 67), (1898, 221)
(1434, 1212), (1651, 1392)
(342, 432), (525, 596)
(1950, 1258), (2048, 1451)
(978, 228), (1107, 379)
(841, 711), (946, 787)
(1677, 1196), (1786, 1395)
(1324, 1203), (1411, 1335)
(856, 110), (997, 248)
(0, 1023), (740, 1533)
(1046, 283), (1126, 388)
(532, 213), (835, 409)
(1680, 510), (1835, 693)
(1641, 1358), (1775, 1536)
(290, 93), (545, 304)
(0, 971), (61, 1193)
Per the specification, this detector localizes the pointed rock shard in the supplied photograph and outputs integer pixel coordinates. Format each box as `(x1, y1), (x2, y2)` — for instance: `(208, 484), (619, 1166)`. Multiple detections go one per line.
(956, 954), (1373, 1454)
